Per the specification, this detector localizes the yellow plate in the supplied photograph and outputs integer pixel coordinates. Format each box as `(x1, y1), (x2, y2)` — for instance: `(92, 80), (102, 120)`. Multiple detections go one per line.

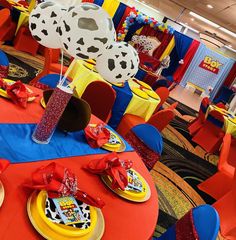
(134, 80), (152, 90)
(36, 190), (96, 237)
(142, 89), (160, 100)
(101, 169), (151, 202)
(88, 124), (126, 152)
(0, 181), (4, 207)
(131, 87), (149, 100)
(40, 97), (46, 108)
(27, 191), (105, 240)
(0, 79), (36, 102)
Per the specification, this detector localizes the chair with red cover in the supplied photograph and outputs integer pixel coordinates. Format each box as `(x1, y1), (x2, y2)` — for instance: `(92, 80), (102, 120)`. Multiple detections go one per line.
(154, 87), (169, 113)
(29, 48), (69, 87)
(14, 26), (39, 55)
(125, 124), (163, 171)
(81, 81), (116, 123)
(198, 134), (235, 200)
(216, 102), (226, 109)
(188, 97), (210, 136)
(18, 1), (29, 7)
(192, 110), (225, 153)
(0, 8), (16, 42)
(213, 170), (236, 239)
(116, 104), (176, 137)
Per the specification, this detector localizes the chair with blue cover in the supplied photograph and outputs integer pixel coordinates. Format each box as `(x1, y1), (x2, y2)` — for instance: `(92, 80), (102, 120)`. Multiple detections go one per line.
(213, 86), (234, 104)
(0, 50), (9, 78)
(125, 124), (163, 170)
(154, 204), (220, 240)
(35, 74), (70, 90)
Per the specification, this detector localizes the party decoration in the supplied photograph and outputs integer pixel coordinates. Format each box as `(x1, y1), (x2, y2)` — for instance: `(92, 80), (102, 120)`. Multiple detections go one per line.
(32, 86), (73, 144)
(59, 3), (115, 60)
(84, 152), (133, 190)
(117, 8), (175, 41)
(96, 41), (140, 83)
(29, 1), (64, 49)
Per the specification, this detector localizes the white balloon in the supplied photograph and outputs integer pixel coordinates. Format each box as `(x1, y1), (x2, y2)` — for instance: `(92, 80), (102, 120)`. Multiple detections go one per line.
(59, 3), (115, 60)
(29, 1), (64, 49)
(96, 42), (140, 83)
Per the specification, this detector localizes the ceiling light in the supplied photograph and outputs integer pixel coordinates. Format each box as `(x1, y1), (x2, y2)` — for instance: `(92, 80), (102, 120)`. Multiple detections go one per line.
(191, 18), (195, 21)
(207, 4), (213, 9)
(189, 11), (220, 28)
(228, 45), (232, 48)
(225, 45), (236, 53)
(219, 27), (236, 38)
(180, 22), (199, 33)
(133, 0), (160, 13)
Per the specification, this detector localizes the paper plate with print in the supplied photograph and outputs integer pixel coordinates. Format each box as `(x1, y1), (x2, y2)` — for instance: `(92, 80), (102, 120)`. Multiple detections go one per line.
(0, 79), (35, 102)
(89, 124), (126, 152)
(101, 169), (151, 202)
(0, 181), (4, 207)
(27, 191), (105, 240)
(131, 87), (149, 100)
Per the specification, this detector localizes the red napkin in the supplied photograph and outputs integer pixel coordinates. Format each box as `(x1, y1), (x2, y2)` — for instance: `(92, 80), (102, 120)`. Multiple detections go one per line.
(0, 78), (38, 108)
(84, 152), (133, 191)
(23, 162), (105, 208)
(0, 159), (10, 174)
(84, 123), (111, 148)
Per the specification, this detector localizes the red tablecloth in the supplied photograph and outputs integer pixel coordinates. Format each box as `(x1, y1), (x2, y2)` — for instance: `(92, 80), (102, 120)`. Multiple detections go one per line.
(0, 86), (158, 240)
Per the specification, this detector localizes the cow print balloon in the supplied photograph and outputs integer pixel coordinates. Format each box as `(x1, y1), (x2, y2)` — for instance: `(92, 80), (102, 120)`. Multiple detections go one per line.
(96, 42), (140, 83)
(29, 1), (64, 49)
(59, 3), (115, 60)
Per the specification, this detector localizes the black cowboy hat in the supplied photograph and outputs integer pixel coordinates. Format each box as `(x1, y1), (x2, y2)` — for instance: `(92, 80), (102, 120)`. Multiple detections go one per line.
(43, 89), (91, 132)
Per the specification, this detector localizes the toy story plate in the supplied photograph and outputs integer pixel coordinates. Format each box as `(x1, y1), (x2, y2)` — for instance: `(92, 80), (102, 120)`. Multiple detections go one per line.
(142, 89), (160, 100)
(131, 87), (149, 100)
(27, 191), (105, 240)
(0, 181), (4, 207)
(0, 79), (35, 102)
(89, 124), (126, 152)
(101, 169), (151, 202)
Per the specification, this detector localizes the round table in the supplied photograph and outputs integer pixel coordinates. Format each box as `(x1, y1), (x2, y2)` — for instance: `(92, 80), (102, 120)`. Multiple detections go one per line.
(0, 86), (158, 240)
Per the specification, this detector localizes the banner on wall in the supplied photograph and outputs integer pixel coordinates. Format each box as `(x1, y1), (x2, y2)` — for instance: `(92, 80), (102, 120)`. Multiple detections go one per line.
(180, 44), (235, 99)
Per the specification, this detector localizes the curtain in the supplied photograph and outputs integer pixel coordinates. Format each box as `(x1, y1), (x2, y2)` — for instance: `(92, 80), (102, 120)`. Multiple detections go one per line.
(112, 2), (127, 29)
(162, 31), (193, 77)
(93, 0), (104, 6)
(223, 62), (236, 87)
(139, 25), (173, 60)
(116, 6), (132, 32)
(159, 36), (175, 61)
(173, 40), (200, 83)
(102, 0), (120, 17)
(125, 22), (146, 42)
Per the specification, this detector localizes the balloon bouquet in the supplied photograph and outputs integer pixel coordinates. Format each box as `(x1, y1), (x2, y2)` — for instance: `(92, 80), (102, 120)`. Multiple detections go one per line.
(29, 1), (140, 144)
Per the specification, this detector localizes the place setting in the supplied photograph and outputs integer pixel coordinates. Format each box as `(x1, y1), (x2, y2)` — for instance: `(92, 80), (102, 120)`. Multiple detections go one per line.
(24, 162), (105, 240)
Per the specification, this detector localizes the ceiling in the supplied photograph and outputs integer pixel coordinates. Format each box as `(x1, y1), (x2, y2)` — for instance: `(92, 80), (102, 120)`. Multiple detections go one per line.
(142, 0), (236, 49)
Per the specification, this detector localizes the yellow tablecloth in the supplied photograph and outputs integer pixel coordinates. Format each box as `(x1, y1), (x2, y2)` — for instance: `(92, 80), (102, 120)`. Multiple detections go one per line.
(66, 59), (160, 122)
(208, 105), (236, 137)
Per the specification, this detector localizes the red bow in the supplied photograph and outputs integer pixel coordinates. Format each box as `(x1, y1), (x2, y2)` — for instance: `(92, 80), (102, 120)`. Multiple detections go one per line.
(84, 152), (133, 191)
(84, 123), (110, 148)
(0, 159), (10, 174)
(23, 162), (105, 208)
(0, 78), (38, 108)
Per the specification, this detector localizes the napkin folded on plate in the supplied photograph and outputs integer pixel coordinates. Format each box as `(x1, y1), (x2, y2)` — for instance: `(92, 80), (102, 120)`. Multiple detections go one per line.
(0, 159), (10, 174)
(84, 152), (133, 191)
(23, 162), (105, 208)
(0, 78), (38, 108)
(84, 123), (110, 148)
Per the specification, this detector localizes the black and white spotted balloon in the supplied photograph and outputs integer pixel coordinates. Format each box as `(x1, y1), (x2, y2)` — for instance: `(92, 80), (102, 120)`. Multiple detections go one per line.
(96, 42), (140, 83)
(59, 3), (115, 60)
(29, 1), (64, 49)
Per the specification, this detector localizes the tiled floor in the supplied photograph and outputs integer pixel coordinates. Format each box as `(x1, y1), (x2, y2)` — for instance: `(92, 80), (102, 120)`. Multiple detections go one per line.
(170, 85), (203, 112)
